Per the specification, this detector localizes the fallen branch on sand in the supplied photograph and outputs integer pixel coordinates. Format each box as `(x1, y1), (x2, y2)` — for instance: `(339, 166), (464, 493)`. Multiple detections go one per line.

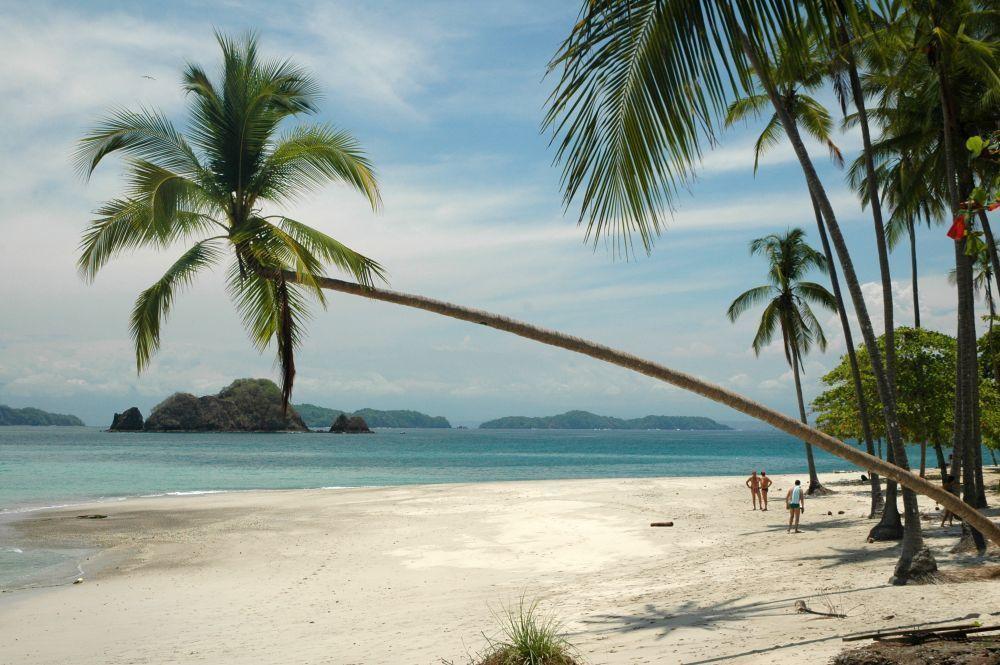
(650, 522), (674, 527)
(795, 600), (847, 618)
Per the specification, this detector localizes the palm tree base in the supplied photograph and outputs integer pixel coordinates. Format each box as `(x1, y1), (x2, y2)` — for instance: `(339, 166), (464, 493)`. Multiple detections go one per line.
(889, 547), (938, 586)
(951, 524), (987, 555)
(868, 508), (904, 542)
(807, 481), (834, 496)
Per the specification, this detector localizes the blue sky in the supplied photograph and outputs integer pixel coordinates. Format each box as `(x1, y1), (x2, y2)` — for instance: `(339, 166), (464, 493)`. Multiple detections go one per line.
(0, 0), (971, 426)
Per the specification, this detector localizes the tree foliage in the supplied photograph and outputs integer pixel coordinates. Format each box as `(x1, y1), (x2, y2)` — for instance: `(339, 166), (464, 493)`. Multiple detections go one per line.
(76, 32), (385, 409)
(813, 327), (958, 447)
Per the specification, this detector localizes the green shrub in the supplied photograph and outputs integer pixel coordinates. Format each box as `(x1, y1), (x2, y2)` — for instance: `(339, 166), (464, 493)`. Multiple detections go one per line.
(474, 597), (580, 665)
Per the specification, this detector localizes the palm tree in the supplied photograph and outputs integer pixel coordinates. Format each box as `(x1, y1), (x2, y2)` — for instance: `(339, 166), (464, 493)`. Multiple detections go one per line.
(728, 229), (837, 494)
(75, 32), (386, 410)
(725, 39), (887, 515)
(544, 0), (934, 582)
(75, 23), (1000, 573)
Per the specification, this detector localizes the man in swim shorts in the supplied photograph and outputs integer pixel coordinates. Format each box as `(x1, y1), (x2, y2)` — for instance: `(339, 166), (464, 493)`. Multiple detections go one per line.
(745, 470), (761, 510)
(786, 480), (804, 533)
(759, 471), (773, 510)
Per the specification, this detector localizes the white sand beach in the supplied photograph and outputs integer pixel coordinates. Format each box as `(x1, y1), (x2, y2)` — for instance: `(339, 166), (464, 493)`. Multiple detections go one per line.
(1, 472), (998, 664)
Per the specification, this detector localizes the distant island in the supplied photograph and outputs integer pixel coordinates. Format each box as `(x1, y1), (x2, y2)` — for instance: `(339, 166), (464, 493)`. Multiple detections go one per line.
(478, 410), (730, 430)
(112, 379), (308, 432)
(0, 405), (84, 426)
(294, 404), (451, 429)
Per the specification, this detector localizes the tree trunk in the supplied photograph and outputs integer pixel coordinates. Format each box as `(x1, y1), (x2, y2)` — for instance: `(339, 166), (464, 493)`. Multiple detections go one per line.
(736, 25), (929, 583)
(841, 35), (933, 581)
(909, 219), (920, 329)
(979, 212), (1000, 303)
(935, 47), (986, 539)
(811, 193), (876, 509)
(920, 440), (927, 478)
(290, 271), (1000, 553)
(791, 344), (823, 494)
(871, 443), (904, 542)
(934, 440), (948, 481)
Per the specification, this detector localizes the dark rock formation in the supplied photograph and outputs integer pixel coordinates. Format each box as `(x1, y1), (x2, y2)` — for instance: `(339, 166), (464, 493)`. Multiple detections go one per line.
(144, 379), (308, 432)
(109, 407), (144, 431)
(330, 414), (372, 434)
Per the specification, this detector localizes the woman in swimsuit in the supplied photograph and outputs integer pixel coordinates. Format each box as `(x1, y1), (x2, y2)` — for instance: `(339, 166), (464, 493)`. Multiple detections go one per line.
(786, 480), (804, 533)
(759, 471), (773, 511)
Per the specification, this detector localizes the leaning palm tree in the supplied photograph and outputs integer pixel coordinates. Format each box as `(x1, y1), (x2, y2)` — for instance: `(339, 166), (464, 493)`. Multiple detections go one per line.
(75, 32), (385, 410)
(74, 25), (1000, 575)
(728, 229), (836, 494)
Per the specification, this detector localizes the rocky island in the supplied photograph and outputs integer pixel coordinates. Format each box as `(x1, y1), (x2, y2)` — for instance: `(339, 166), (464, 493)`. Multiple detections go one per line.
(0, 405), (84, 426)
(294, 404), (450, 429)
(479, 410), (730, 430)
(131, 379), (308, 432)
(329, 414), (373, 433)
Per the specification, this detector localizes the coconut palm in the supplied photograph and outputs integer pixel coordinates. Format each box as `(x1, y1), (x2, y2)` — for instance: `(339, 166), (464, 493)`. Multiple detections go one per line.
(728, 229), (836, 494)
(544, 0), (937, 580)
(75, 32), (385, 410)
(725, 37), (889, 512)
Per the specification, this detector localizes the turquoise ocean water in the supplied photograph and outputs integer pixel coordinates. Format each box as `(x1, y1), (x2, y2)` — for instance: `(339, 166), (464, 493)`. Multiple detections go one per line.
(0, 425), (911, 590)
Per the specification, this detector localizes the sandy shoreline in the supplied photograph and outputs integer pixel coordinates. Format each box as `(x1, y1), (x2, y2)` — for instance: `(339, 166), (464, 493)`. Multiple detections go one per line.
(1, 472), (998, 664)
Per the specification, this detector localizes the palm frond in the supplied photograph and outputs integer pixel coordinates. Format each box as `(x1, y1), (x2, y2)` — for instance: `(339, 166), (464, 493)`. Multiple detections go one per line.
(255, 125), (381, 209)
(727, 285), (775, 322)
(74, 108), (204, 181)
(275, 217), (386, 286)
(129, 239), (224, 371)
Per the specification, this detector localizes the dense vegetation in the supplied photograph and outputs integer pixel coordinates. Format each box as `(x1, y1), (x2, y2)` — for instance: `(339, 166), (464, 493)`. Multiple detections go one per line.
(479, 410), (728, 430)
(0, 405), (84, 426)
(294, 404), (451, 429)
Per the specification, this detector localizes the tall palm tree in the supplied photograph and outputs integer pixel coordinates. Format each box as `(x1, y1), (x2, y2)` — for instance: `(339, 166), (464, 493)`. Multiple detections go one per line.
(728, 229), (837, 494)
(75, 32), (385, 410)
(725, 39), (887, 513)
(544, 0), (934, 582)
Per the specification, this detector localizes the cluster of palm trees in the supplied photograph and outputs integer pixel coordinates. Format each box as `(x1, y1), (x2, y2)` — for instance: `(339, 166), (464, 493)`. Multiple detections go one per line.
(78, 4), (999, 585)
(544, 0), (998, 582)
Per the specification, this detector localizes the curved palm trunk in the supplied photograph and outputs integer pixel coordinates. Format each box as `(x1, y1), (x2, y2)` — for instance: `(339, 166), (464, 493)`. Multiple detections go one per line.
(290, 271), (1000, 552)
(790, 344), (822, 494)
(811, 195), (882, 507)
(735, 28), (928, 582)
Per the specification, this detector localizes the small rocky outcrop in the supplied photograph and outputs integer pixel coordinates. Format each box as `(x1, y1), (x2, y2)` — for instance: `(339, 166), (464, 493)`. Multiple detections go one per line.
(144, 379), (308, 432)
(109, 407), (144, 431)
(330, 414), (372, 434)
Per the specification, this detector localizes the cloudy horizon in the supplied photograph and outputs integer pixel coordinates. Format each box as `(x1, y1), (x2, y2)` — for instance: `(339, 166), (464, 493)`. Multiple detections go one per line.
(0, 0), (975, 427)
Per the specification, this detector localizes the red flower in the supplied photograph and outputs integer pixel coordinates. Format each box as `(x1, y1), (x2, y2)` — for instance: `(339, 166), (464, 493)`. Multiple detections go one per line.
(989, 202), (1000, 212)
(947, 215), (967, 240)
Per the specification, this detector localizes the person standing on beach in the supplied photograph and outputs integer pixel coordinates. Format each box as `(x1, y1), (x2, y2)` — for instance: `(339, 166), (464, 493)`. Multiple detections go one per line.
(786, 480), (804, 533)
(746, 471), (761, 510)
(759, 471), (773, 511)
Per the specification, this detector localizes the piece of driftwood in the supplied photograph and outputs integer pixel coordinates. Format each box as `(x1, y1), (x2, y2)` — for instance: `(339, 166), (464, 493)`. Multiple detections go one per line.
(876, 624), (1000, 645)
(795, 600), (846, 618)
(843, 623), (982, 642)
(650, 521), (674, 527)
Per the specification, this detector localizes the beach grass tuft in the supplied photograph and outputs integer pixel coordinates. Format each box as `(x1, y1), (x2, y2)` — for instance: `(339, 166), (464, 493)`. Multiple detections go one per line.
(471, 596), (580, 665)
